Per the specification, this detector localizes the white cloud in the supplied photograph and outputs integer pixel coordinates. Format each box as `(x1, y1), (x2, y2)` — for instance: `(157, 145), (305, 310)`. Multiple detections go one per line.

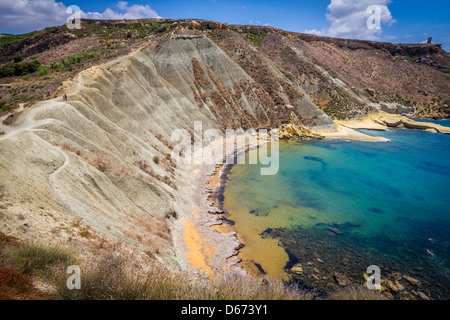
(0, 0), (67, 32)
(116, 1), (129, 11)
(0, 0), (160, 33)
(303, 29), (326, 36)
(304, 0), (396, 40)
(89, 2), (160, 20)
(248, 20), (270, 27)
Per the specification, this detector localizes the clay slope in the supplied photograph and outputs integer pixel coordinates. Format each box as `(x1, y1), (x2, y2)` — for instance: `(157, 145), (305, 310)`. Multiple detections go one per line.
(0, 30), (336, 268)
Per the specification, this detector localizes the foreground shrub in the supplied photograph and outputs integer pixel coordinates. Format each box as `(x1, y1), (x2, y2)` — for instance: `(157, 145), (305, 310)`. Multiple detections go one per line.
(51, 248), (312, 300)
(0, 268), (42, 300)
(7, 242), (76, 277)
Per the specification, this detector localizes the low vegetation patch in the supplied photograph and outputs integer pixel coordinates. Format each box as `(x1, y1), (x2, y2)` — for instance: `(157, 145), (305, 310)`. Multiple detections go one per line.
(6, 241), (76, 277)
(0, 268), (42, 300)
(51, 248), (311, 300)
(0, 59), (41, 78)
(0, 32), (36, 47)
(0, 234), (392, 300)
(50, 51), (102, 72)
(245, 32), (267, 46)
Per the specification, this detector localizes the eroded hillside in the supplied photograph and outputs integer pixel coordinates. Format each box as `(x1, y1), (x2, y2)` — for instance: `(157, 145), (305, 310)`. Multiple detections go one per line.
(1, 19), (449, 272)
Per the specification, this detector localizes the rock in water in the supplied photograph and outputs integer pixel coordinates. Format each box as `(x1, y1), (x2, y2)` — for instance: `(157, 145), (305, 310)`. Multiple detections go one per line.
(403, 275), (420, 287)
(290, 264), (303, 275)
(417, 291), (430, 300)
(333, 272), (349, 287)
(328, 227), (342, 235)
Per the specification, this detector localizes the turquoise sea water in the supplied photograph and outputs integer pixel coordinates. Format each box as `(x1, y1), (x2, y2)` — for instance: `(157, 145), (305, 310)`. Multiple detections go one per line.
(223, 123), (450, 299)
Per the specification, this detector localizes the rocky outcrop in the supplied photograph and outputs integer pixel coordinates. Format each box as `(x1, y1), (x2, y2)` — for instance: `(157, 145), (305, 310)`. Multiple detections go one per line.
(336, 111), (450, 134)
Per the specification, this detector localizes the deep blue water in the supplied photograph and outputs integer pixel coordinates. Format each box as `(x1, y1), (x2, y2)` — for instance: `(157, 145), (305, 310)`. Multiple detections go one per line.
(223, 123), (450, 298)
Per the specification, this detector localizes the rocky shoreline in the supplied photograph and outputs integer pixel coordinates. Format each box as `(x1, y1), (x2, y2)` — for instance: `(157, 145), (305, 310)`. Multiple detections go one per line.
(336, 111), (450, 134)
(176, 124), (445, 300)
(175, 135), (273, 277)
(177, 126), (393, 276)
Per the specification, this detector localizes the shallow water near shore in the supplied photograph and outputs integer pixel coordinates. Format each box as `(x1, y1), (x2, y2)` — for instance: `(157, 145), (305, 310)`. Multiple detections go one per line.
(222, 123), (450, 298)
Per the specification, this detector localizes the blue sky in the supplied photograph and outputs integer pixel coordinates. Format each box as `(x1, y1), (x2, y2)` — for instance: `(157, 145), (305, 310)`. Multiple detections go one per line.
(1, 0), (449, 51)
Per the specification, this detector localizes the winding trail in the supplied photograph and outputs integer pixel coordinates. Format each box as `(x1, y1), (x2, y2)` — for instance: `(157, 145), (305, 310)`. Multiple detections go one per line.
(0, 98), (74, 210)
(49, 148), (71, 190)
(0, 99), (62, 141)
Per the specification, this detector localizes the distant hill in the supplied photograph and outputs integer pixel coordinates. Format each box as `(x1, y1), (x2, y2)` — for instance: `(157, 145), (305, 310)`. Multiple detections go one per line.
(1, 18), (449, 119)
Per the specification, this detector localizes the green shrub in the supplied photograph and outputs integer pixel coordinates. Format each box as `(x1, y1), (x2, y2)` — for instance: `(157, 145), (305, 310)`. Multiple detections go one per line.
(0, 101), (11, 113)
(0, 60), (41, 78)
(150, 22), (171, 33)
(44, 26), (57, 33)
(51, 61), (65, 71)
(62, 51), (101, 67)
(0, 32), (36, 47)
(37, 66), (48, 76)
(13, 55), (23, 63)
(153, 156), (160, 164)
(245, 32), (267, 46)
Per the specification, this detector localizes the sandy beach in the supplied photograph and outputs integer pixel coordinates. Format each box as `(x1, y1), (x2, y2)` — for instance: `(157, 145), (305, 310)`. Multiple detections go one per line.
(174, 134), (273, 277)
(311, 122), (391, 142)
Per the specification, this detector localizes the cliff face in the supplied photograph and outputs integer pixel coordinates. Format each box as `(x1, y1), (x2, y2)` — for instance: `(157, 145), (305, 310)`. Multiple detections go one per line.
(0, 20), (449, 269)
(213, 24), (450, 119)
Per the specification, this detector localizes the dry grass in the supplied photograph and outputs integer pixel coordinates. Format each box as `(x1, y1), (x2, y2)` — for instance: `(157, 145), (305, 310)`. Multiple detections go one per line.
(6, 241), (76, 278)
(56, 143), (177, 189)
(1, 236), (388, 301)
(0, 231), (19, 247)
(135, 159), (176, 189)
(50, 247), (312, 300)
(328, 285), (390, 300)
(0, 268), (43, 300)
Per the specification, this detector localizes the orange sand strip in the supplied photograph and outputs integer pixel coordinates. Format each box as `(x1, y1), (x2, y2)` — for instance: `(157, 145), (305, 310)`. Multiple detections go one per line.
(209, 165), (223, 192)
(193, 206), (199, 218)
(211, 223), (233, 234)
(183, 220), (215, 274)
